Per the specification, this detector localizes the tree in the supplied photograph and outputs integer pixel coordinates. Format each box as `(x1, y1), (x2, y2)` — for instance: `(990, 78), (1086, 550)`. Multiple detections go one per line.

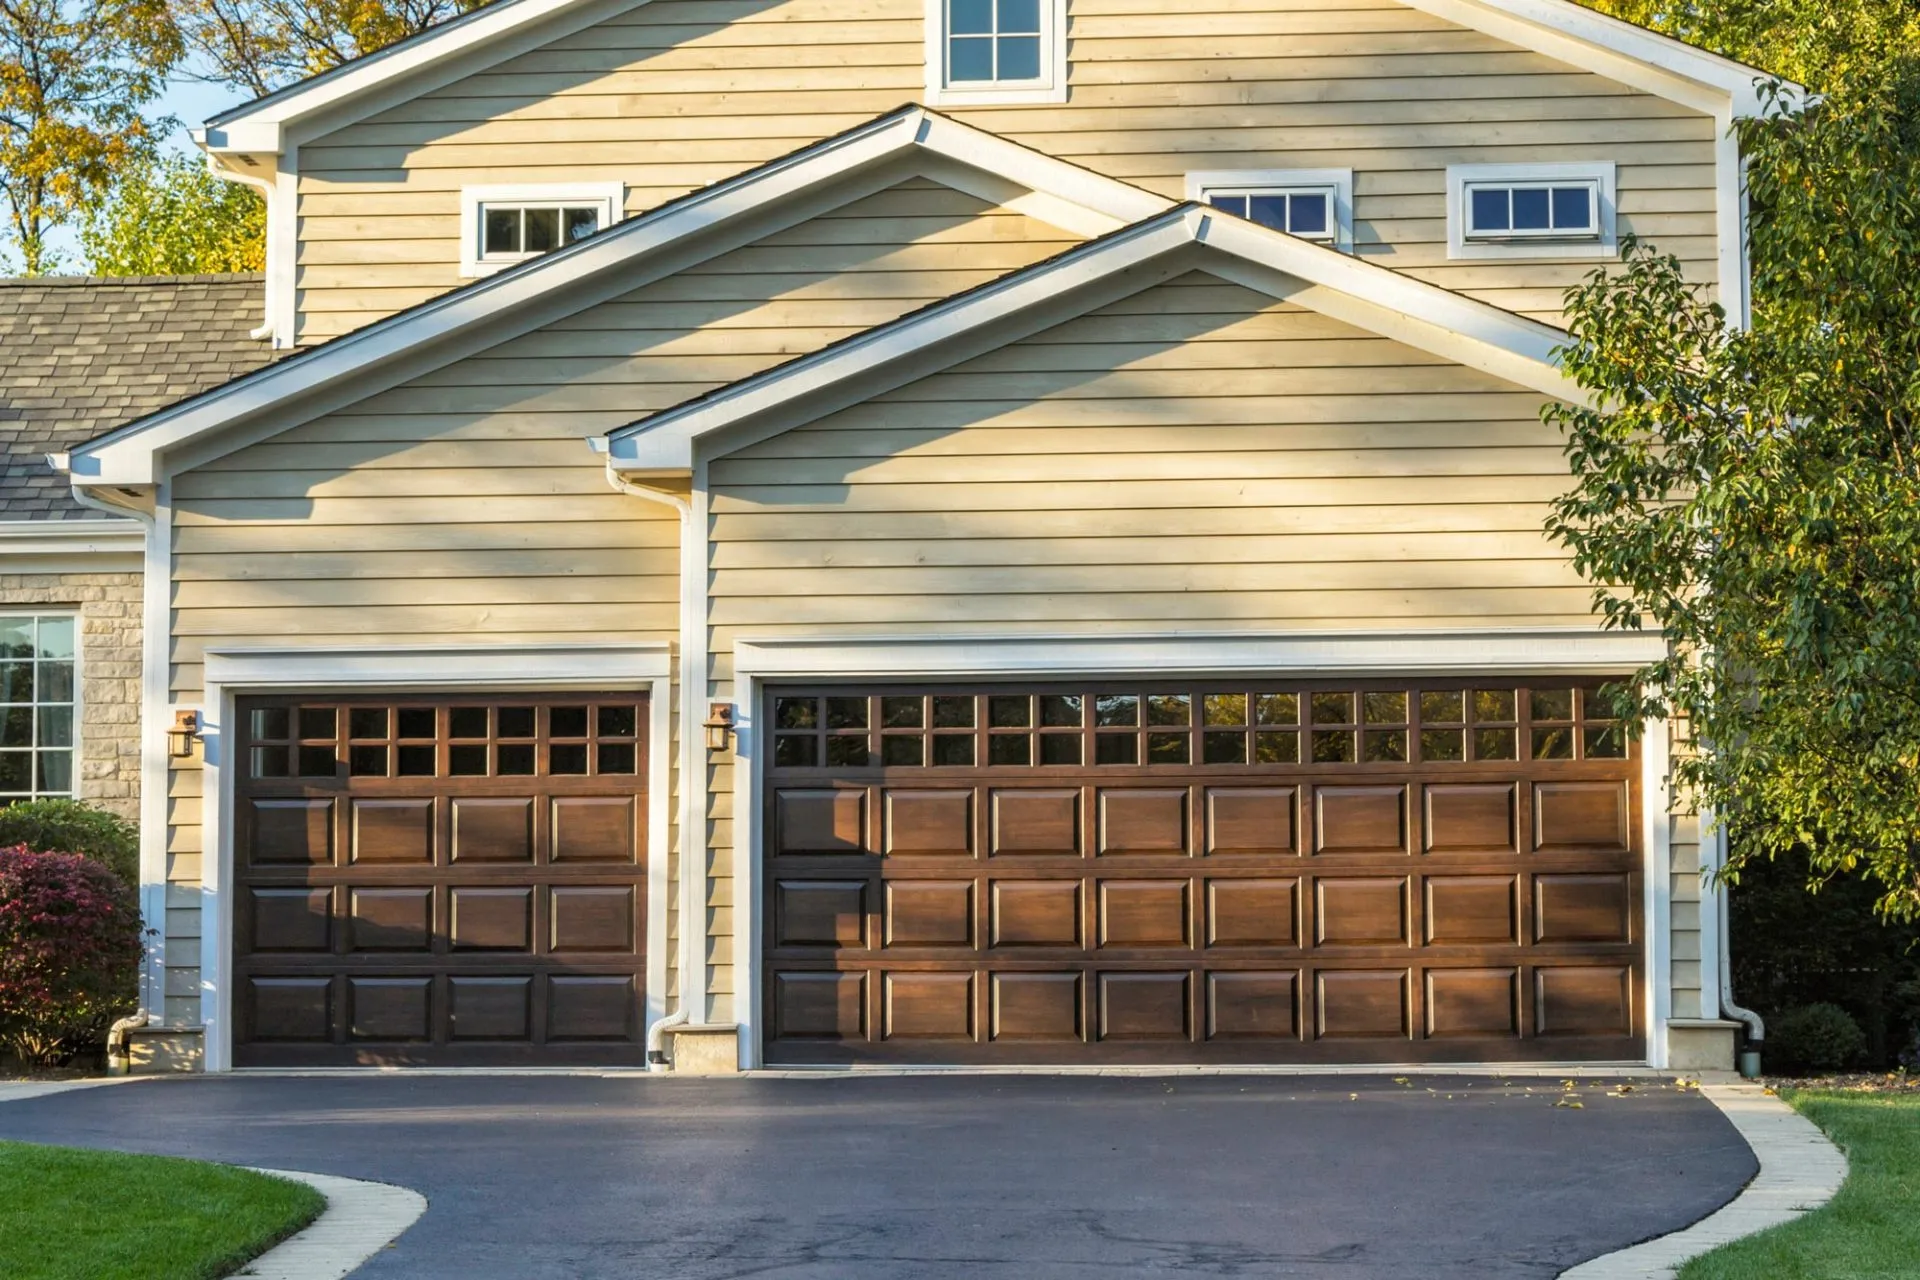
(80, 149), (263, 274)
(172, 0), (486, 97)
(1586, 0), (1920, 93)
(1545, 48), (1920, 919)
(0, 0), (179, 274)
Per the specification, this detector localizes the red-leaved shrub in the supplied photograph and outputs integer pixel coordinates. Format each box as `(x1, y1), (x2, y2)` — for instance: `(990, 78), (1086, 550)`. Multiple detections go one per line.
(0, 845), (144, 1067)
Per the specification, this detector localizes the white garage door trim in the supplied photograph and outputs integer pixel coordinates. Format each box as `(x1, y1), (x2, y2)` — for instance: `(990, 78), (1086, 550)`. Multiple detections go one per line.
(197, 642), (672, 1073)
(729, 628), (1674, 1071)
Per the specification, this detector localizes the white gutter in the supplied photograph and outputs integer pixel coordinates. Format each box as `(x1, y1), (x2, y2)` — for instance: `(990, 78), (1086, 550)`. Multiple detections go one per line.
(1706, 819), (1766, 1074)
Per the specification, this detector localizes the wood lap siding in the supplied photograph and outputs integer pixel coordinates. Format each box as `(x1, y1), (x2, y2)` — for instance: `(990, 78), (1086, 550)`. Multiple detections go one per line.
(293, 0), (1720, 343)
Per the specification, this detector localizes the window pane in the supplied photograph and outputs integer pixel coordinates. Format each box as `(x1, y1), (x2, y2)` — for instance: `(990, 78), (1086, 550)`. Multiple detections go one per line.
(1364, 730), (1407, 762)
(1551, 186), (1592, 230)
(35, 617), (73, 659)
(931, 735), (975, 766)
(398, 745), (436, 776)
(988, 695), (1031, 728)
(1095, 694), (1138, 727)
(596, 706), (636, 738)
(1039, 694), (1082, 727)
(775, 698), (818, 730)
(1095, 733), (1137, 765)
(550, 743), (589, 774)
(251, 707), (291, 740)
(251, 745), (290, 779)
(1209, 194), (1250, 218)
(598, 742), (637, 774)
(996, 34), (1041, 79)
(1203, 730), (1246, 764)
(774, 735), (817, 768)
(1312, 729), (1355, 763)
(1288, 193), (1329, 235)
(500, 706), (538, 737)
(950, 0), (993, 34)
(484, 208), (521, 254)
(0, 751), (29, 791)
(349, 745), (389, 776)
(883, 736), (924, 766)
(1584, 724), (1627, 759)
(949, 33), (994, 79)
(1363, 691), (1406, 724)
(0, 707), (29, 747)
(1311, 692), (1353, 725)
(997, 0), (1040, 30)
(1203, 693), (1247, 727)
(298, 745), (337, 776)
(36, 750), (70, 795)
(565, 207), (600, 243)
(1254, 730), (1298, 764)
(1470, 186), (1509, 232)
(882, 696), (923, 729)
(299, 707), (336, 739)
(1419, 691), (1463, 724)
(37, 706), (71, 748)
(524, 207), (560, 253)
(825, 698), (867, 730)
(37, 662), (71, 702)
(1147, 733), (1189, 765)
(450, 743), (489, 775)
(989, 734), (1031, 766)
(0, 663), (29, 702)
(1256, 692), (1298, 726)
(1421, 728), (1464, 762)
(1532, 727), (1574, 760)
(1474, 728), (1517, 761)
(932, 696), (974, 728)
(349, 707), (388, 740)
(450, 706), (488, 738)
(0, 618), (30, 658)
(1039, 734), (1081, 766)
(1146, 694), (1190, 726)
(1530, 689), (1574, 721)
(1473, 689), (1515, 722)
(1246, 194), (1288, 230)
(1511, 187), (1551, 230)
(824, 737), (869, 767)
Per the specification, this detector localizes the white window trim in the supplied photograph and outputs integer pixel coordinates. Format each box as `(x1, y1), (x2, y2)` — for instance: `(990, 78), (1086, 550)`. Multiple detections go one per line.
(1186, 169), (1355, 252)
(195, 642), (672, 1073)
(923, 0), (1068, 106)
(459, 181), (625, 278)
(0, 610), (81, 803)
(724, 628), (1674, 1071)
(1446, 162), (1617, 261)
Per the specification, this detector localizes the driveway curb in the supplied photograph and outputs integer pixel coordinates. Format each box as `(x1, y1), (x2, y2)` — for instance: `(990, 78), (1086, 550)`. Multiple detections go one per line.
(236, 1168), (426, 1280)
(1559, 1083), (1848, 1279)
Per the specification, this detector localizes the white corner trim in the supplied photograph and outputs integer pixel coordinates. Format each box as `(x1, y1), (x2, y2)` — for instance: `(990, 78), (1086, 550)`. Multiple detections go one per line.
(1185, 169), (1356, 253)
(607, 204), (1576, 472)
(922, 0), (1069, 106)
(241, 1168), (428, 1280)
(1559, 1084), (1848, 1279)
(197, 641), (671, 1072)
(1643, 713), (1674, 1068)
(731, 627), (1672, 1072)
(1446, 162), (1618, 261)
(458, 181), (626, 278)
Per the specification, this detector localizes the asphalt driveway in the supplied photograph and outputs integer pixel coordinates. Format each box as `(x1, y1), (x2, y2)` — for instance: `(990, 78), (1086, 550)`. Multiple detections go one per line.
(1, 1073), (1752, 1279)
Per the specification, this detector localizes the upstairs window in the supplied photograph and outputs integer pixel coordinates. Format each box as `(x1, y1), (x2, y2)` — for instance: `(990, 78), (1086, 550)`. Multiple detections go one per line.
(927, 0), (1066, 105)
(459, 183), (624, 277)
(1447, 163), (1616, 260)
(1187, 170), (1354, 251)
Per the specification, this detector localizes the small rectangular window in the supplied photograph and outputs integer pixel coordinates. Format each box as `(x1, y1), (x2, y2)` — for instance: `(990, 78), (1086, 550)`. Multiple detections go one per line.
(1187, 170), (1354, 252)
(1463, 182), (1599, 241)
(1447, 163), (1615, 260)
(928, 0), (1063, 104)
(460, 184), (624, 277)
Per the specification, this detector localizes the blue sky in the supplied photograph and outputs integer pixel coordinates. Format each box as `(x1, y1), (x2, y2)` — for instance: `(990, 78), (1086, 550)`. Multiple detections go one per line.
(45, 76), (251, 271)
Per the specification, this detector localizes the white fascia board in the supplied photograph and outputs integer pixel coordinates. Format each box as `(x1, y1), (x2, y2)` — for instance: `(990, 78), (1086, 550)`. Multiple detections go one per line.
(1402, 0), (1796, 117)
(0, 519), (144, 555)
(608, 205), (1578, 470)
(199, 0), (654, 154)
(203, 642), (670, 688)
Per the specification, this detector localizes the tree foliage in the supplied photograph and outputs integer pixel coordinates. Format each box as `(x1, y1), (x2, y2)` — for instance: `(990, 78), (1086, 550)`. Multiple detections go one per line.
(80, 149), (263, 274)
(0, 845), (142, 1067)
(1546, 47), (1920, 918)
(173, 0), (487, 97)
(0, 0), (179, 274)
(0, 798), (140, 889)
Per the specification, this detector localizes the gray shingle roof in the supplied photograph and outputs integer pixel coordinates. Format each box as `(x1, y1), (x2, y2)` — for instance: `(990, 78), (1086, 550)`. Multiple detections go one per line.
(0, 274), (275, 520)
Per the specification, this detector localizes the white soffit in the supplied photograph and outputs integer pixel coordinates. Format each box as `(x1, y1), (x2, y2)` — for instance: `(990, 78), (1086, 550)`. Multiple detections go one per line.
(63, 108), (1173, 489)
(604, 204), (1580, 473)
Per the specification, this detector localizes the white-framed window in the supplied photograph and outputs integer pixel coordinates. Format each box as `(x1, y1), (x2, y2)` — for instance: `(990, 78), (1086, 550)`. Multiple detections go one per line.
(1446, 162), (1617, 260)
(458, 182), (625, 278)
(1186, 169), (1355, 252)
(0, 614), (76, 800)
(924, 0), (1067, 106)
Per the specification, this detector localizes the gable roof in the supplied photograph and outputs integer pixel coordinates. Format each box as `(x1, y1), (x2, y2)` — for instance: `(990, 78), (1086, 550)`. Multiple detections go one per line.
(196, 0), (1797, 159)
(64, 107), (1173, 489)
(603, 203), (1579, 473)
(0, 275), (274, 519)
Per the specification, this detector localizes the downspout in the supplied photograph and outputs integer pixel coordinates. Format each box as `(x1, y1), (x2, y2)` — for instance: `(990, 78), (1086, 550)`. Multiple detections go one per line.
(209, 164), (279, 342)
(603, 460), (700, 1071)
(1709, 820), (1766, 1077)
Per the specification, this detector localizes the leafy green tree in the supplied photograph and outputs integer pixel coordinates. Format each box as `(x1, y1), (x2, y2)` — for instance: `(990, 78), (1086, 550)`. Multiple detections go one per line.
(0, 0), (179, 274)
(1546, 49), (1920, 918)
(172, 0), (486, 97)
(1586, 0), (1920, 92)
(0, 798), (139, 888)
(80, 150), (263, 274)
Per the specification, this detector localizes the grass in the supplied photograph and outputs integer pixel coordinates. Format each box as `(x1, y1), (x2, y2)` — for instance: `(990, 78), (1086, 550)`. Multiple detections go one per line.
(0, 1141), (324, 1280)
(1678, 1090), (1920, 1280)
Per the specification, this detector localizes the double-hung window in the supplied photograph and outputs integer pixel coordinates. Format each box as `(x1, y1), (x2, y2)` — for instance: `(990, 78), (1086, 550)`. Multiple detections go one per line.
(1186, 170), (1355, 251)
(927, 0), (1066, 105)
(459, 183), (625, 277)
(0, 614), (75, 799)
(1447, 163), (1616, 259)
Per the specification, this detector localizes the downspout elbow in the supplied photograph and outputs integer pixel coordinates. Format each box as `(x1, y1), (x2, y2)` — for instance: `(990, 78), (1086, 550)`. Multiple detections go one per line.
(106, 1011), (149, 1076)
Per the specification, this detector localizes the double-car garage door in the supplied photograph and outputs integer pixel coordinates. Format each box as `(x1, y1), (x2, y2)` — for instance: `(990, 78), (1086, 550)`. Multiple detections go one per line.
(764, 678), (1644, 1065)
(232, 694), (650, 1067)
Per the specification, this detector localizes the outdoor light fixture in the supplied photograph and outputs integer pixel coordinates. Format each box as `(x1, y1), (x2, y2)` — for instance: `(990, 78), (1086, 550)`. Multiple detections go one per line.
(703, 703), (735, 752)
(167, 710), (202, 758)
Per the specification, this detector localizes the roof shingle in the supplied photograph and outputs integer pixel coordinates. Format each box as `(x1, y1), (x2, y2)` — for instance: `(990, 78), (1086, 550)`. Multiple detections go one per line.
(0, 274), (275, 520)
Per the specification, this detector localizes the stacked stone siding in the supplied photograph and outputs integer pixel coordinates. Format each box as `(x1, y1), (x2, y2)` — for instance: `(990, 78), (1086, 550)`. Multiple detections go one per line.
(0, 572), (142, 818)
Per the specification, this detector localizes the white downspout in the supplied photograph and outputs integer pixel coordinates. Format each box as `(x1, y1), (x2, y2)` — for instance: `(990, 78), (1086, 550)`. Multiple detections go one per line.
(603, 460), (701, 1071)
(1707, 819), (1765, 1076)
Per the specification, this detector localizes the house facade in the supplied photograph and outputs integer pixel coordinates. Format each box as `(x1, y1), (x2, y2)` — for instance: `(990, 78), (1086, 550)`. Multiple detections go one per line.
(54, 0), (1775, 1072)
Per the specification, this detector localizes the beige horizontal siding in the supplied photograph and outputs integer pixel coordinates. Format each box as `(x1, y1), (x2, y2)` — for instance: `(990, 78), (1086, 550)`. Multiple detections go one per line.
(293, 0), (1721, 342)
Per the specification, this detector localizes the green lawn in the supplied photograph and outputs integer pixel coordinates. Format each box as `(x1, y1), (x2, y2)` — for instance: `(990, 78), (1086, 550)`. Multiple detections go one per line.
(0, 1141), (324, 1280)
(1679, 1090), (1920, 1280)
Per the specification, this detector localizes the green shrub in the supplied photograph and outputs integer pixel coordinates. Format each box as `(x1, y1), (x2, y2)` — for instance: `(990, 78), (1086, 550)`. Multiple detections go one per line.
(1768, 1003), (1869, 1075)
(0, 847), (144, 1068)
(0, 800), (137, 888)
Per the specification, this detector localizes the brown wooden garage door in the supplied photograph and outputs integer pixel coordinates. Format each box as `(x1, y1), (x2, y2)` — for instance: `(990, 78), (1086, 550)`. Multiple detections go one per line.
(763, 679), (1643, 1065)
(233, 694), (649, 1067)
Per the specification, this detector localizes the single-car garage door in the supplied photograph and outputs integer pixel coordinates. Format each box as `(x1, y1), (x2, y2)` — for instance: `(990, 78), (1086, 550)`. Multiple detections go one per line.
(763, 679), (1643, 1065)
(233, 694), (649, 1067)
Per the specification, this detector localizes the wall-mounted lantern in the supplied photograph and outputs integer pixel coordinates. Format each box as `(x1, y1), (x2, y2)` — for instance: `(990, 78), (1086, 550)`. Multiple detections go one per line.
(703, 703), (735, 753)
(167, 710), (202, 758)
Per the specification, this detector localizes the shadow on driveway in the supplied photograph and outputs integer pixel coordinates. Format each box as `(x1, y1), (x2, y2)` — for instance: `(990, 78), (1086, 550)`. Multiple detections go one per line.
(0, 1073), (1753, 1279)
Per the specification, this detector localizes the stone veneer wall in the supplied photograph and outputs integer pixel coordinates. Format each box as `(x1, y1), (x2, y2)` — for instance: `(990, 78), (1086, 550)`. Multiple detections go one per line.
(0, 572), (142, 818)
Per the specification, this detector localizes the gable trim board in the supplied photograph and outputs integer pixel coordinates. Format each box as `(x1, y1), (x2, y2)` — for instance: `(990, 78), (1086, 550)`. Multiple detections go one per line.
(194, 642), (673, 1073)
(605, 202), (1580, 475)
(61, 107), (1170, 491)
(727, 629), (1675, 1071)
